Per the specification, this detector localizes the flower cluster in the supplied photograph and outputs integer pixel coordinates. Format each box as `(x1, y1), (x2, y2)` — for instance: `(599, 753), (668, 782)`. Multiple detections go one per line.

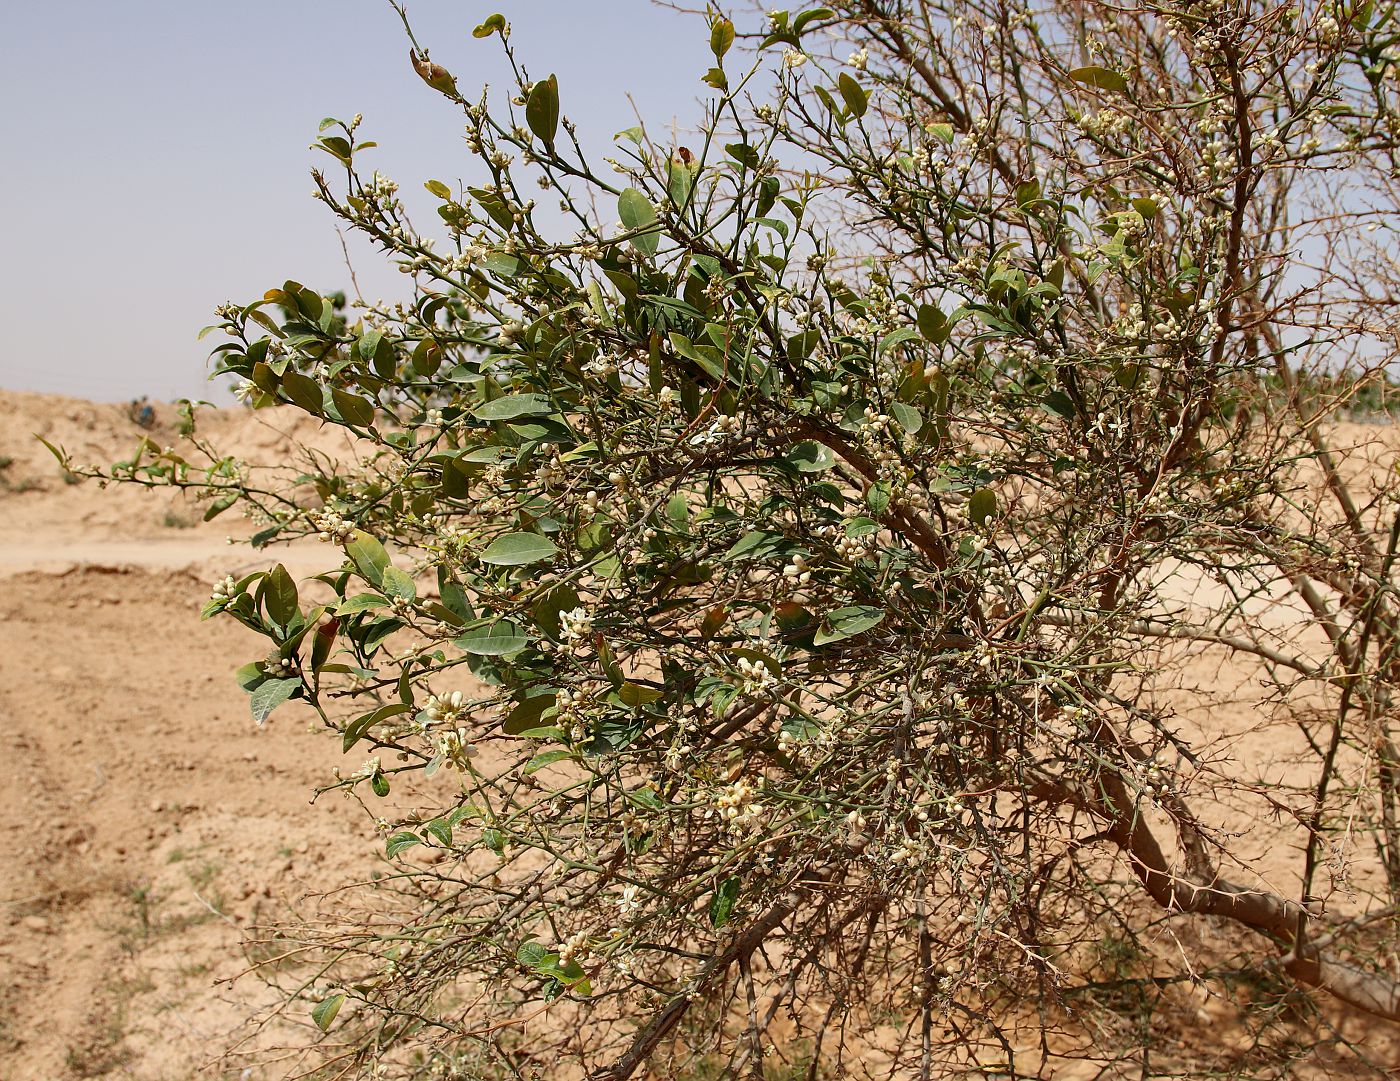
(422, 691), (468, 727)
(733, 656), (779, 696)
(209, 574), (239, 605)
(712, 779), (766, 836)
(559, 606), (594, 648)
(310, 508), (355, 544)
(689, 412), (744, 447)
(433, 727), (478, 770)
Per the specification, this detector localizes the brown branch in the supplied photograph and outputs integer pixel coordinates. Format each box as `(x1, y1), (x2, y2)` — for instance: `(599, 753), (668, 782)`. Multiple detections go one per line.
(588, 863), (848, 1081)
(1033, 769), (1400, 1021)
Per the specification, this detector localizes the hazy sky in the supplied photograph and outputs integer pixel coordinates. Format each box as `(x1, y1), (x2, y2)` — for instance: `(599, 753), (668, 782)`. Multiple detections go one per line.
(0, 2), (713, 402)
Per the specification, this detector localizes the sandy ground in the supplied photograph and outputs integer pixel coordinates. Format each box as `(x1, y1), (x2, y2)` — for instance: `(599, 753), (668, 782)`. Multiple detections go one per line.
(2, 388), (1399, 1079)
(0, 391), (373, 1080)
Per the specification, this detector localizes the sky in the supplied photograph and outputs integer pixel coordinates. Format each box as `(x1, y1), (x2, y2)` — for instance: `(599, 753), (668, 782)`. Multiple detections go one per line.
(0, 2), (714, 403)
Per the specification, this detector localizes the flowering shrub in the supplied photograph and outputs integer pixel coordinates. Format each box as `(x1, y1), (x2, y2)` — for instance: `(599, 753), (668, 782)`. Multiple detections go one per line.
(68, 0), (1400, 1076)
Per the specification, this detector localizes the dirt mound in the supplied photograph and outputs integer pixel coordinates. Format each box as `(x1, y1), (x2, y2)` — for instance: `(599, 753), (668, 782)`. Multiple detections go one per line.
(0, 388), (357, 555)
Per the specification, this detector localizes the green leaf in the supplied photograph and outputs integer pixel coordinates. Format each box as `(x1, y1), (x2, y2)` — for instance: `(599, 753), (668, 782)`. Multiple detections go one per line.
(425, 179), (452, 199)
(532, 583), (580, 638)
(783, 440), (835, 473)
(472, 13), (507, 38)
(890, 402), (923, 434)
(472, 393), (555, 421)
(754, 218), (789, 244)
(866, 479), (892, 516)
(281, 370), (323, 414)
(1041, 390), (1077, 420)
(837, 72), (868, 117)
(312, 993), (344, 1032)
(619, 681), (663, 707)
(342, 702), (412, 753)
(479, 532), (558, 566)
(318, 663), (379, 678)
(813, 606), (885, 647)
(550, 958), (588, 984)
(423, 817), (452, 845)
(709, 876), (741, 927)
(454, 619), (528, 656)
(665, 493), (691, 528)
(346, 530), (389, 588)
(385, 831), (422, 858)
(667, 154), (698, 209)
(525, 74), (559, 147)
(517, 939), (550, 969)
(502, 691), (557, 736)
(262, 564), (299, 627)
(917, 303), (949, 343)
(793, 7), (835, 34)
(1068, 65), (1129, 93)
(726, 141), (761, 169)
(710, 15), (735, 59)
(701, 66), (729, 90)
(730, 647), (780, 678)
(250, 678), (300, 725)
(597, 636), (625, 686)
(203, 492), (238, 521)
(787, 329), (821, 360)
(524, 749), (573, 774)
(879, 327), (920, 353)
(235, 662), (265, 691)
(317, 135), (352, 165)
(380, 565), (417, 603)
(368, 333), (397, 378)
(360, 616), (403, 653)
(618, 188), (661, 258)
(725, 530), (781, 560)
(780, 714), (821, 742)
(669, 332), (726, 382)
(439, 576), (475, 623)
(967, 488), (996, 526)
(336, 593), (389, 616)
(331, 388), (375, 427)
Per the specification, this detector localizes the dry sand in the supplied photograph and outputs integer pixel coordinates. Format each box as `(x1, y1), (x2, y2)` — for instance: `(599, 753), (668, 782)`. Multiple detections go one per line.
(0, 391), (372, 1080)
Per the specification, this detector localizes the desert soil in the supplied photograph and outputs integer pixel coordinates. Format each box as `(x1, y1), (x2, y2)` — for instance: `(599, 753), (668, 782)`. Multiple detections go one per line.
(0, 391), (375, 1081)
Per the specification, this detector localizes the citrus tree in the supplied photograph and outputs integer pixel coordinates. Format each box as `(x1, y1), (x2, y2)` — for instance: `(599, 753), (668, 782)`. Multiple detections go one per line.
(69, 0), (1400, 1076)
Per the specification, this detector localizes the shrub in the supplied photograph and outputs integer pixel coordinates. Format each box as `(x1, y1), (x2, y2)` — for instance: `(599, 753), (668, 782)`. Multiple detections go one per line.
(67, 1), (1400, 1076)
